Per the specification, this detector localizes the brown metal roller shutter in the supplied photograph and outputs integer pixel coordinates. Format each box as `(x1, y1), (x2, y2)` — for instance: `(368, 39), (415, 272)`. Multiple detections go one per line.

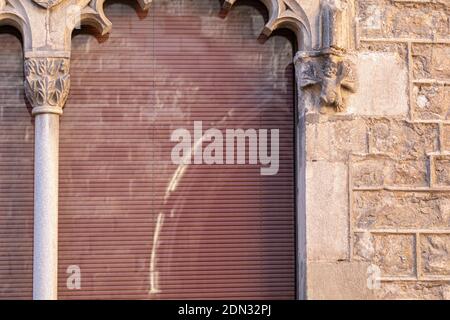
(59, 0), (296, 299)
(0, 28), (33, 299)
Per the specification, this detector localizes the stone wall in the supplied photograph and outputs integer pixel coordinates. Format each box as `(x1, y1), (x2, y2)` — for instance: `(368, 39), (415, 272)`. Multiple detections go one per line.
(304, 0), (450, 299)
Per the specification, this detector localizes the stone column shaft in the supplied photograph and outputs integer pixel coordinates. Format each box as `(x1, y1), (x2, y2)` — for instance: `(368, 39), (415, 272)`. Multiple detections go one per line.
(25, 54), (70, 300)
(33, 114), (60, 300)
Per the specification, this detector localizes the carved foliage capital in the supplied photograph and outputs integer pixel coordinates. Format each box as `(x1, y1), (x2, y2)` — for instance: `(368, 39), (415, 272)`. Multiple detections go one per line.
(24, 57), (70, 115)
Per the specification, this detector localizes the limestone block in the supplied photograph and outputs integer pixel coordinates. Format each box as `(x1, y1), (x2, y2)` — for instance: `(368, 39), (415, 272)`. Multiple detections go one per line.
(353, 191), (450, 229)
(306, 161), (349, 261)
(367, 119), (439, 159)
(347, 52), (408, 117)
(352, 155), (428, 188)
(413, 44), (450, 81)
(413, 84), (450, 120)
(358, 1), (449, 40)
(307, 261), (376, 300)
(421, 234), (450, 276)
(434, 156), (450, 187)
(443, 125), (450, 152)
(377, 281), (450, 300)
(306, 116), (367, 161)
(354, 233), (416, 277)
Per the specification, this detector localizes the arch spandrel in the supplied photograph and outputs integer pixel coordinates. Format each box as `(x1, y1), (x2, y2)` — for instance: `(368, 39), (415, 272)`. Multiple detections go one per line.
(222, 0), (314, 51)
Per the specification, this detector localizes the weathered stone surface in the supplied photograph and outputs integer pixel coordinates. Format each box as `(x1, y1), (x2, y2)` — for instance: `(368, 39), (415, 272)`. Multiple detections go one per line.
(367, 119), (439, 159)
(359, 41), (408, 59)
(443, 125), (450, 152)
(354, 233), (416, 277)
(413, 84), (450, 120)
(421, 234), (450, 276)
(377, 281), (450, 300)
(307, 261), (376, 300)
(358, 1), (449, 40)
(435, 156), (450, 186)
(388, 160), (429, 187)
(353, 191), (450, 229)
(352, 155), (428, 188)
(413, 44), (450, 80)
(347, 52), (408, 116)
(354, 231), (376, 261)
(375, 234), (416, 277)
(306, 117), (367, 161)
(306, 161), (349, 261)
(352, 157), (386, 187)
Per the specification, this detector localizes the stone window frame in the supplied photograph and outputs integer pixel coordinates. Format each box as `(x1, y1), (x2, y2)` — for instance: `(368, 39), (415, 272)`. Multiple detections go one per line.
(0, 0), (359, 300)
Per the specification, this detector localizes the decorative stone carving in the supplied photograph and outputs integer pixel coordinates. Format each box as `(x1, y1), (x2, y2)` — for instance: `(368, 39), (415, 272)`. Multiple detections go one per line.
(82, 0), (152, 35)
(297, 51), (357, 112)
(31, 0), (64, 9)
(221, 0), (312, 50)
(292, 0), (358, 113)
(320, 0), (356, 51)
(24, 57), (70, 115)
(221, 0), (358, 112)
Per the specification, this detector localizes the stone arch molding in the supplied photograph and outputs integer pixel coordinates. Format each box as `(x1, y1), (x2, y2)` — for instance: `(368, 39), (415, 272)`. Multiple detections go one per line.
(0, 0), (359, 300)
(0, 0), (358, 115)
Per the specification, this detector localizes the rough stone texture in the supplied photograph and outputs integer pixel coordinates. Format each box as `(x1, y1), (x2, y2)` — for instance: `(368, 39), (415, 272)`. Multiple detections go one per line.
(413, 84), (450, 120)
(307, 261), (376, 300)
(367, 119), (439, 160)
(305, 0), (450, 300)
(352, 155), (428, 188)
(443, 125), (450, 152)
(358, 0), (449, 40)
(353, 191), (450, 229)
(377, 281), (450, 300)
(421, 234), (450, 276)
(412, 44), (450, 80)
(435, 156), (450, 186)
(354, 233), (416, 277)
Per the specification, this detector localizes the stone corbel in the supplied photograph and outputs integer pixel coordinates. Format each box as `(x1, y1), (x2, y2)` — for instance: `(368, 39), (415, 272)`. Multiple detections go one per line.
(296, 48), (358, 113)
(295, 0), (358, 113)
(221, 0), (358, 113)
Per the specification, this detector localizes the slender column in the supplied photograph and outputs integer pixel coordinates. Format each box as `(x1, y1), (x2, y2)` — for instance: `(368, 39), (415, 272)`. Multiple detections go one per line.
(24, 54), (70, 300)
(33, 114), (60, 300)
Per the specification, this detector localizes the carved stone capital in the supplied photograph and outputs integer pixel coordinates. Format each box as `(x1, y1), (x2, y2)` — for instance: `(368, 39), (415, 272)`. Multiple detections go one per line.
(24, 56), (70, 115)
(295, 49), (358, 113)
(292, 0), (358, 114)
